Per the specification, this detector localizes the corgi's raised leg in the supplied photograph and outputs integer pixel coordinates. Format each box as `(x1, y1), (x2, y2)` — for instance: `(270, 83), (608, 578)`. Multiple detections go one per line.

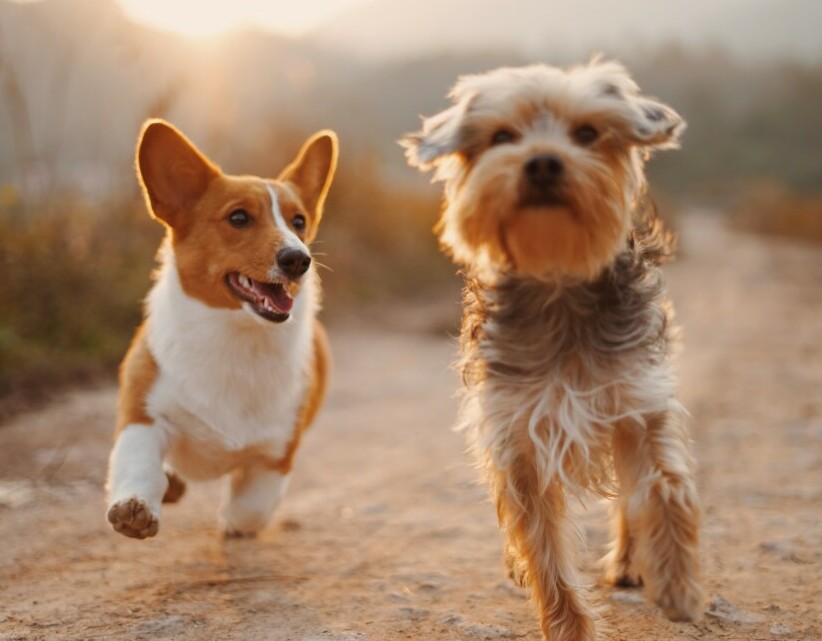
(106, 423), (168, 539)
(221, 464), (290, 537)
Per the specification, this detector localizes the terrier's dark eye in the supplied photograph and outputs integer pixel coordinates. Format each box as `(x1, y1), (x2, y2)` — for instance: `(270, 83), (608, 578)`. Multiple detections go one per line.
(292, 213), (306, 232)
(227, 209), (251, 228)
(572, 124), (599, 146)
(490, 129), (516, 146)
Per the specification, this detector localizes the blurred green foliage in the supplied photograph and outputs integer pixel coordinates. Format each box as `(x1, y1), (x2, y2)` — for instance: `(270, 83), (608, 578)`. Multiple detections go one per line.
(731, 180), (822, 242)
(0, 146), (451, 411)
(2, 29), (822, 413)
(0, 197), (161, 410)
(630, 47), (822, 195)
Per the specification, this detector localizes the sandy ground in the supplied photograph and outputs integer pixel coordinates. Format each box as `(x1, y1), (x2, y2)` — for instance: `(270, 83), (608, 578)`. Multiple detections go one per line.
(1, 212), (821, 641)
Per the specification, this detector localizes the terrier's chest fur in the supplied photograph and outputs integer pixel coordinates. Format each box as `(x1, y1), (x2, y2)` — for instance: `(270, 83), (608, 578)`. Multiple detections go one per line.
(458, 220), (681, 492)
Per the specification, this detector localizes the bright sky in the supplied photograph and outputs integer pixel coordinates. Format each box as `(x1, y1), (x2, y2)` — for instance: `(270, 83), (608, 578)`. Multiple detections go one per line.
(115, 0), (369, 37)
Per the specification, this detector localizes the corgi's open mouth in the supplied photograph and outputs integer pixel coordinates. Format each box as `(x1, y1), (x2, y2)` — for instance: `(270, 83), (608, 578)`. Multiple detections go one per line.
(226, 273), (294, 323)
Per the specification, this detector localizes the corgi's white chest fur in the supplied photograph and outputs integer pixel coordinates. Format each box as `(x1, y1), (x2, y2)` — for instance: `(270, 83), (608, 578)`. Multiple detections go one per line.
(106, 120), (337, 539)
(144, 247), (315, 478)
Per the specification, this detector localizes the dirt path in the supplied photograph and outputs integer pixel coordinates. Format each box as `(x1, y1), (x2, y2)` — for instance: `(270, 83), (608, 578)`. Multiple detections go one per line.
(1, 213), (821, 641)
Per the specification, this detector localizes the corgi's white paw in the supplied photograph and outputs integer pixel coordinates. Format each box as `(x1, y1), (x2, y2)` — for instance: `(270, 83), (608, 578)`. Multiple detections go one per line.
(220, 506), (269, 538)
(107, 496), (159, 539)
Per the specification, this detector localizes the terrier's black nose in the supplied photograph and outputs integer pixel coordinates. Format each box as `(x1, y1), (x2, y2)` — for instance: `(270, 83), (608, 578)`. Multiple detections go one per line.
(277, 248), (311, 278)
(524, 154), (564, 186)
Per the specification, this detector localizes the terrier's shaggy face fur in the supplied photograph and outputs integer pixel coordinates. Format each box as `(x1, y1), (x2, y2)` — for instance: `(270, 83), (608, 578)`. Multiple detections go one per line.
(403, 60), (703, 641)
(403, 60), (684, 281)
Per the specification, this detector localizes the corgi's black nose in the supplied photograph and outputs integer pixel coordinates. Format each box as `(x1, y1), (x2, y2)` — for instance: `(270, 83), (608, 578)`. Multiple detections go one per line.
(277, 248), (311, 278)
(524, 154), (564, 186)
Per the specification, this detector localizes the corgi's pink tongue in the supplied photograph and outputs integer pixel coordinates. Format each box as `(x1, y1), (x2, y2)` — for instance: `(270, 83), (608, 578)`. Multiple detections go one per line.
(252, 280), (293, 314)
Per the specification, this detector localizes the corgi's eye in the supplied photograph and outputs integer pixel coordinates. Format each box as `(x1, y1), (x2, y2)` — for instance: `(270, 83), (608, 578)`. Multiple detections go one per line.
(227, 209), (251, 228)
(572, 124), (599, 146)
(490, 129), (516, 146)
(292, 214), (306, 232)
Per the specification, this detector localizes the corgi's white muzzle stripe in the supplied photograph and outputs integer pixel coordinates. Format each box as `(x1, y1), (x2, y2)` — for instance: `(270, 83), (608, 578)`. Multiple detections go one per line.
(267, 184), (310, 256)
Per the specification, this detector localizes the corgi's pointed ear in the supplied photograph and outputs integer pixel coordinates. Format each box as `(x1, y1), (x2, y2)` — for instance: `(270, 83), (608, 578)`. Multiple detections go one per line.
(136, 119), (219, 228)
(280, 130), (338, 219)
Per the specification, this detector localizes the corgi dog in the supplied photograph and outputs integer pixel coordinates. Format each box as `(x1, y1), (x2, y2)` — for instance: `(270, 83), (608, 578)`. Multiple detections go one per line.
(106, 120), (337, 539)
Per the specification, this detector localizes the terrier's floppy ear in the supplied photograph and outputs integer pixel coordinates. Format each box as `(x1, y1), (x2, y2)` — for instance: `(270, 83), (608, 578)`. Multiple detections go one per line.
(280, 130), (339, 218)
(401, 92), (475, 170)
(136, 120), (219, 229)
(585, 59), (685, 150)
(625, 95), (686, 150)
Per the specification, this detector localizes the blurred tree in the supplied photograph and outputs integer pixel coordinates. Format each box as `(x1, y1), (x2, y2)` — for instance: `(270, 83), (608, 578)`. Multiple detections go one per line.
(0, 31), (35, 210)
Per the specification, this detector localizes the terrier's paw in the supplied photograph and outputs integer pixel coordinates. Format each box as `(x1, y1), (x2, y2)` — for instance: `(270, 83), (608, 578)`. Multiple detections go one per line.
(505, 550), (529, 588)
(654, 580), (705, 622)
(603, 560), (643, 588)
(540, 606), (598, 641)
(107, 497), (159, 539)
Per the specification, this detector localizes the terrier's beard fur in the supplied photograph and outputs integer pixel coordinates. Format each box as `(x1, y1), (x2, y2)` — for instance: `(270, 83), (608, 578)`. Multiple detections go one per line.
(438, 146), (642, 279)
(402, 58), (684, 282)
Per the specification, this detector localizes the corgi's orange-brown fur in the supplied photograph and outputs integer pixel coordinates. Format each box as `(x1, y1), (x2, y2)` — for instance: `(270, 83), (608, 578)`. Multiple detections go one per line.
(106, 120), (337, 539)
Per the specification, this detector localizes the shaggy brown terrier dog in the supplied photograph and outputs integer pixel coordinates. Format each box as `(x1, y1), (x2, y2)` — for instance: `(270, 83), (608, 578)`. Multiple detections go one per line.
(402, 59), (703, 640)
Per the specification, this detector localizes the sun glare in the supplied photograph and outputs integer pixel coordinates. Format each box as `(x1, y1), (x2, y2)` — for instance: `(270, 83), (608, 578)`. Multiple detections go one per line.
(116, 0), (364, 38)
(118, 1), (242, 37)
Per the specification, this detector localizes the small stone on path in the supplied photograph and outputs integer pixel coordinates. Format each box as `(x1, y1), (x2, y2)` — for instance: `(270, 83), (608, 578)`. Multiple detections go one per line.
(769, 623), (793, 636)
(706, 596), (765, 625)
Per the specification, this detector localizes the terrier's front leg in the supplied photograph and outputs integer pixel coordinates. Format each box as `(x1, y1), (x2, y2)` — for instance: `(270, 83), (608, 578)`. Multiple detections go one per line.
(603, 429), (644, 588)
(106, 423), (168, 539)
(220, 464), (290, 537)
(602, 499), (643, 588)
(494, 463), (597, 641)
(617, 413), (704, 622)
(638, 411), (704, 621)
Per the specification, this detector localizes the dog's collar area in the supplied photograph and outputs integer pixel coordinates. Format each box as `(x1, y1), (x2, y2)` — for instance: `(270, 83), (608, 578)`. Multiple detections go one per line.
(225, 272), (293, 322)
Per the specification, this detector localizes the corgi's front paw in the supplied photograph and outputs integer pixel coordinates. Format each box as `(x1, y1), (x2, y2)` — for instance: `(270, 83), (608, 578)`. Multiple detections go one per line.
(107, 496), (159, 539)
(219, 508), (267, 539)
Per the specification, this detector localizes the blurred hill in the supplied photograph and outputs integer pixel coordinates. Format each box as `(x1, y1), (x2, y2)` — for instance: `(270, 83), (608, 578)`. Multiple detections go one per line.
(0, 0), (345, 199)
(1, 0), (821, 409)
(310, 0), (822, 63)
(1, 0), (821, 200)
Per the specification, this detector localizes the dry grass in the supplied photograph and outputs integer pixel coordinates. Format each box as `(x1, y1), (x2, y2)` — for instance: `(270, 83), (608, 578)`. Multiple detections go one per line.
(0, 157), (452, 416)
(0, 196), (161, 416)
(320, 154), (454, 310)
(731, 181), (822, 243)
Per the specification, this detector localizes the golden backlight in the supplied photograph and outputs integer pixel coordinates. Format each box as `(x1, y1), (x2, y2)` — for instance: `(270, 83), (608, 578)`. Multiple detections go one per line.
(116, 0), (359, 38)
